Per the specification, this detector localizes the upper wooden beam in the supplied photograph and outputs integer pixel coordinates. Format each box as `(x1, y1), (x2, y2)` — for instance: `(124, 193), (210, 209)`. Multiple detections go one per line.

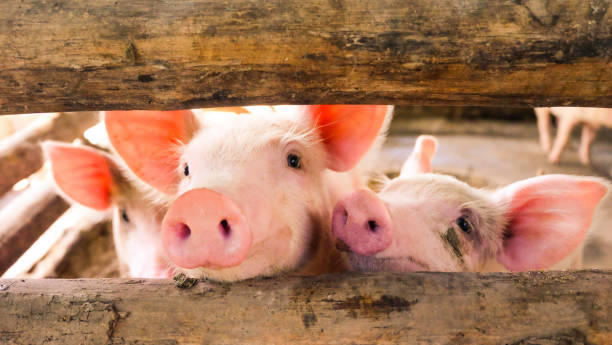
(0, 271), (610, 344)
(0, 0), (610, 114)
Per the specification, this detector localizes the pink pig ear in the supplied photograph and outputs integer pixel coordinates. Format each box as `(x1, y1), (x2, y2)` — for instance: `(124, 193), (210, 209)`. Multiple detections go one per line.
(309, 105), (392, 172)
(43, 142), (115, 211)
(494, 175), (607, 271)
(104, 110), (197, 194)
(400, 135), (438, 176)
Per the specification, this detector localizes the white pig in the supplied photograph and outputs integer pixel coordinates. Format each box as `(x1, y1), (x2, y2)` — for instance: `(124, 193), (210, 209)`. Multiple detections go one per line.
(104, 105), (393, 282)
(333, 135), (608, 272)
(43, 141), (172, 278)
(534, 107), (612, 168)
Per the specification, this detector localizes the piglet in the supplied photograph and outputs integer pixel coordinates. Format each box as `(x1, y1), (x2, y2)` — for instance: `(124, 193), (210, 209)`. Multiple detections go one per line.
(333, 135), (608, 272)
(104, 105), (392, 281)
(43, 142), (172, 278)
(535, 107), (612, 167)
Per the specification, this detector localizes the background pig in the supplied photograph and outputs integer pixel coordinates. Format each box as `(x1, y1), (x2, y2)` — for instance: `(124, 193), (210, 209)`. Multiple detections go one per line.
(535, 107), (612, 170)
(43, 142), (172, 278)
(333, 135), (609, 273)
(104, 105), (392, 282)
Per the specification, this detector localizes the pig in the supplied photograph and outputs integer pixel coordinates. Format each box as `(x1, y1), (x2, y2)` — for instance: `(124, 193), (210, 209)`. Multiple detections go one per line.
(534, 107), (612, 167)
(43, 141), (172, 278)
(104, 105), (393, 282)
(332, 135), (608, 273)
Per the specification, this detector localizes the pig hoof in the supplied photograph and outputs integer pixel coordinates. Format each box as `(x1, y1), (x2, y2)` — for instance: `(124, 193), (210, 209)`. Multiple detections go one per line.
(173, 273), (198, 289)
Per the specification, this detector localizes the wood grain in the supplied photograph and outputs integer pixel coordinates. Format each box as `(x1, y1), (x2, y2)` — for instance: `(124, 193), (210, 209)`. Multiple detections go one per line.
(0, 0), (610, 114)
(0, 271), (610, 344)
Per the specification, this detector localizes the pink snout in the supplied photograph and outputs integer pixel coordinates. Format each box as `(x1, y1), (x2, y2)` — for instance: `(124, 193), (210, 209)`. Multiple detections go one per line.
(161, 188), (252, 270)
(332, 189), (393, 256)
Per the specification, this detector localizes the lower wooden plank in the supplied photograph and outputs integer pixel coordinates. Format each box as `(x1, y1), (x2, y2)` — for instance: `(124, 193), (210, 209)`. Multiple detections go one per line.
(0, 271), (610, 344)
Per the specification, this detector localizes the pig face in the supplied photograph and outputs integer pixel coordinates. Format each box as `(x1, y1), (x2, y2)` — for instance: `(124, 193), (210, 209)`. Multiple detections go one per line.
(43, 142), (172, 278)
(333, 136), (608, 272)
(105, 105), (392, 281)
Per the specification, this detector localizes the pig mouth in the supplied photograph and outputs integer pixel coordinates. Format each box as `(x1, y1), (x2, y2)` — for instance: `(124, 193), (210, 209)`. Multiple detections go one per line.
(335, 238), (351, 252)
(348, 253), (431, 273)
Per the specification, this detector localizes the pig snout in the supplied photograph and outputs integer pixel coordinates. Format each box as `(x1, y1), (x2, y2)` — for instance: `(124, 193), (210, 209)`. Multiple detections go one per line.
(332, 189), (393, 256)
(161, 188), (252, 270)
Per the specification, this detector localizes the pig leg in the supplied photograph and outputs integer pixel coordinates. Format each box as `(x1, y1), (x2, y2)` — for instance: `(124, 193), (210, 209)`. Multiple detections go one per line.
(578, 123), (598, 165)
(534, 108), (552, 152)
(548, 116), (578, 164)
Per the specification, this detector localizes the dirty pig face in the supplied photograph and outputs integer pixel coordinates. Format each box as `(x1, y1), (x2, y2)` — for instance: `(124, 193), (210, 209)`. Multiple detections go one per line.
(333, 135), (608, 273)
(337, 175), (505, 272)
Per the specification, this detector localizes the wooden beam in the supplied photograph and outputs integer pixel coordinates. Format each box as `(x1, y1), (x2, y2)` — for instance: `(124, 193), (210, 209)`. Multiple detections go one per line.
(0, 112), (99, 195)
(6, 205), (118, 279)
(0, 271), (610, 344)
(0, 0), (610, 114)
(0, 179), (69, 275)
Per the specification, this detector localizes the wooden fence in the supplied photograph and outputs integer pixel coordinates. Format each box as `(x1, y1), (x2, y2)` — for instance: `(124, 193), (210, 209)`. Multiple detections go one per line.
(0, 0), (611, 344)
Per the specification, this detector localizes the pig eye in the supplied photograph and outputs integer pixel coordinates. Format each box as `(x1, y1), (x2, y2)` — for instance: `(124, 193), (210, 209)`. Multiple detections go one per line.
(456, 217), (472, 234)
(121, 209), (130, 223)
(183, 163), (189, 177)
(286, 153), (301, 169)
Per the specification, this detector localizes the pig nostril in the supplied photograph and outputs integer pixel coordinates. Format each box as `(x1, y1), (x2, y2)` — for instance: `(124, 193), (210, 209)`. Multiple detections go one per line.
(176, 223), (191, 239)
(342, 209), (348, 226)
(367, 220), (379, 232)
(219, 219), (231, 238)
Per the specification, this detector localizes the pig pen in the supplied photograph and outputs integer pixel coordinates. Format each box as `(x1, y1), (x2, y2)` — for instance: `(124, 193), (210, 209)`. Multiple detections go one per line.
(0, 0), (611, 344)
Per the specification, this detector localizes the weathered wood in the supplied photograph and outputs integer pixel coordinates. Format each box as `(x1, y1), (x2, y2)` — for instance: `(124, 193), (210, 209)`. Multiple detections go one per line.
(0, 0), (611, 114)
(0, 271), (610, 344)
(0, 112), (99, 195)
(4, 205), (118, 279)
(29, 220), (119, 278)
(0, 179), (69, 275)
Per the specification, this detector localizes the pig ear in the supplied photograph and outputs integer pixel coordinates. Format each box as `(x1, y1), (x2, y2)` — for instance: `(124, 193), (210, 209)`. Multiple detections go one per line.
(400, 135), (438, 176)
(309, 105), (392, 172)
(43, 142), (115, 211)
(104, 110), (197, 194)
(494, 175), (607, 271)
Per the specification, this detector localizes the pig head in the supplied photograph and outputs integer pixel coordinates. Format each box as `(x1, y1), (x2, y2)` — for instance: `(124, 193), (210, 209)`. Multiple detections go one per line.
(104, 105), (392, 281)
(43, 142), (172, 278)
(333, 135), (608, 272)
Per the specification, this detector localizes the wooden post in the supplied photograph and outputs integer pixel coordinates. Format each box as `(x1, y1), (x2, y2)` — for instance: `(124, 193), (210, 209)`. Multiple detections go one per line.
(0, 0), (610, 114)
(0, 271), (610, 344)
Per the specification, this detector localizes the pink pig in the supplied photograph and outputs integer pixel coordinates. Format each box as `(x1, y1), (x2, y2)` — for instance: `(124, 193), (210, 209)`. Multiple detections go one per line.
(43, 142), (172, 278)
(104, 105), (392, 281)
(535, 107), (612, 167)
(333, 135), (608, 272)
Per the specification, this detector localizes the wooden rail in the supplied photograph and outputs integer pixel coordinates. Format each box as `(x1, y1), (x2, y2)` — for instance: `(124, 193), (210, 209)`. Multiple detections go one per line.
(0, 271), (610, 344)
(0, 0), (611, 114)
(0, 179), (70, 274)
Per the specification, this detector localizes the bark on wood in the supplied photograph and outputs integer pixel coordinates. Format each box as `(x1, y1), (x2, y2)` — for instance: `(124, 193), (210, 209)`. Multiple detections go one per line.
(0, 271), (610, 344)
(0, 112), (99, 195)
(0, 0), (611, 114)
(0, 179), (69, 275)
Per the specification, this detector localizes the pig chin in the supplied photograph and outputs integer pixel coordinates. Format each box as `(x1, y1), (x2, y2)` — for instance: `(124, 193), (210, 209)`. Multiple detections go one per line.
(171, 224), (307, 282)
(347, 253), (430, 273)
